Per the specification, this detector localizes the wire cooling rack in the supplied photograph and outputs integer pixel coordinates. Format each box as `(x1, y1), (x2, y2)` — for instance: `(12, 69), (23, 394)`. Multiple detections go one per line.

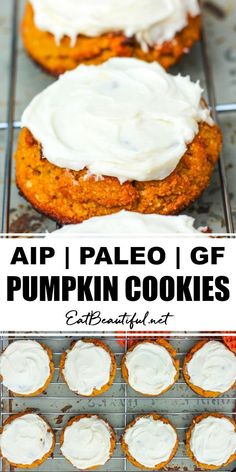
(0, 0), (236, 234)
(0, 335), (236, 472)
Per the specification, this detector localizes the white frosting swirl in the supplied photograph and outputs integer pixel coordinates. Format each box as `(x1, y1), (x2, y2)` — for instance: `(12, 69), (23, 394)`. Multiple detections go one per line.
(0, 413), (53, 465)
(22, 58), (212, 183)
(61, 416), (112, 469)
(0, 340), (51, 395)
(50, 211), (204, 236)
(186, 340), (236, 393)
(190, 416), (236, 466)
(29, 0), (200, 49)
(125, 342), (177, 395)
(124, 416), (177, 467)
(63, 340), (112, 395)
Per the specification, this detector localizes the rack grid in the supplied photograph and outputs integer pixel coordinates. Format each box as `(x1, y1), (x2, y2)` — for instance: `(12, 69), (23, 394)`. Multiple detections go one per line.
(0, 334), (236, 472)
(0, 0), (236, 234)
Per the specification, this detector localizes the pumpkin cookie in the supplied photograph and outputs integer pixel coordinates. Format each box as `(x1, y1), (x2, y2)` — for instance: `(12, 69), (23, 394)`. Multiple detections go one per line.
(121, 338), (179, 395)
(0, 412), (55, 469)
(186, 413), (236, 470)
(121, 413), (178, 470)
(0, 340), (54, 396)
(59, 338), (116, 396)
(183, 339), (236, 397)
(60, 414), (116, 470)
(16, 58), (222, 224)
(22, 0), (201, 75)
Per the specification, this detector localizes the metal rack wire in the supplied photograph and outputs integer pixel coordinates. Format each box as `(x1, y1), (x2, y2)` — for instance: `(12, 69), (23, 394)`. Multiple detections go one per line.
(0, 335), (236, 472)
(0, 1), (236, 234)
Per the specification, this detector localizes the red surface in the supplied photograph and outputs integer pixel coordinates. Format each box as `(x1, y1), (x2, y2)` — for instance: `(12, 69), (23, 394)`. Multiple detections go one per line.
(223, 335), (236, 353)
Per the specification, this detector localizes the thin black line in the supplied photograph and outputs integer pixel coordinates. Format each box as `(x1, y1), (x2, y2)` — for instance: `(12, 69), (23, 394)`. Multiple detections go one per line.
(1, 0), (18, 234)
(200, 8), (234, 234)
(65, 247), (69, 269)
(176, 247), (180, 270)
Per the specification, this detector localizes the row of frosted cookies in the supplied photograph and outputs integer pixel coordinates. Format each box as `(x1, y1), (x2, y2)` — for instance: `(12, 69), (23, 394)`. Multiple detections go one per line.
(0, 410), (236, 470)
(15, 0), (222, 231)
(0, 338), (235, 397)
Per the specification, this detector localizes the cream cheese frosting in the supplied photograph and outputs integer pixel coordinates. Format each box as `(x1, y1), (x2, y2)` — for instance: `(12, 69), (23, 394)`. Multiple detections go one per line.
(124, 342), (177, 395)
(61, 416), (112, 469)
(124, 416), (177, 467)
(0, 413), (54, 465)
(190, 416), (236, 466)
(186, 341), (236, 393)
(0, 340), (51, 395)
(21, 58), (212, 183)
(50, 211), (205, 236)
(62, 340), (112, 395)
(29, 0), (200, 49)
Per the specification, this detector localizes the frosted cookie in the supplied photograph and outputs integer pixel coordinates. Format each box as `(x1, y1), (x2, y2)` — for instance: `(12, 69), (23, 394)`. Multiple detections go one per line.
(121, 339), (179, 395)
(22, 0), (201, 75)
(59, 338), (116, 396)
(50, 212), (206, 235)
(121, 413), (178, 470)
(60, 414), (116, 470)
(0, 412), (55, 469)
(183, 339), (236, 397)
(186, 413), (236, 470)
(16, 58), (222, 224)
(0, 340), (54, 396)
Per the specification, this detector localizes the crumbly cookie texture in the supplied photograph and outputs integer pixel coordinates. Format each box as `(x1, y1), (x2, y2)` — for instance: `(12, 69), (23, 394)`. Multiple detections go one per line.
(16, 123), (222, 224)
